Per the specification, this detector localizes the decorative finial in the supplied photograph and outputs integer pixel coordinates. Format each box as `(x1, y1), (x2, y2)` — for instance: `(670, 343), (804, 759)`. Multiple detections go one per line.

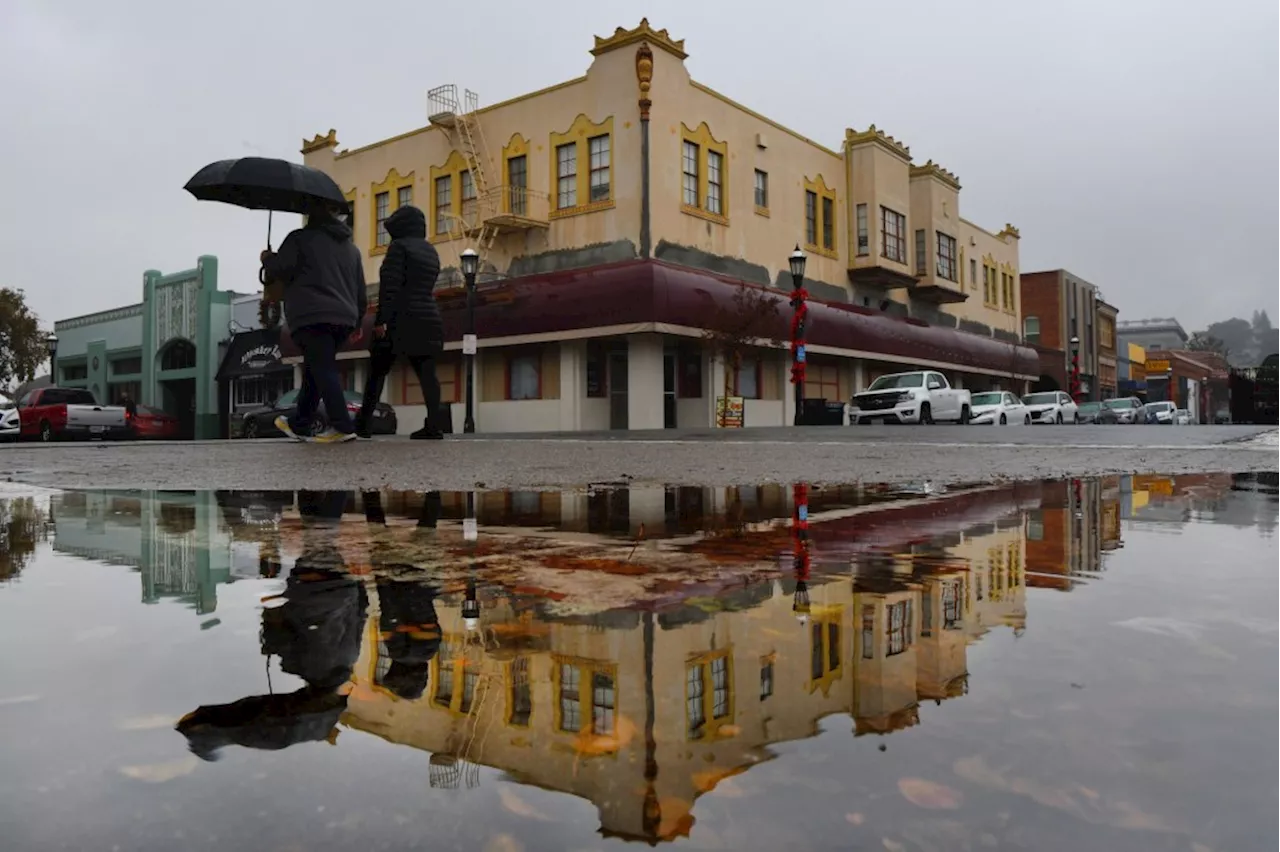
(636, 43), (654, 119)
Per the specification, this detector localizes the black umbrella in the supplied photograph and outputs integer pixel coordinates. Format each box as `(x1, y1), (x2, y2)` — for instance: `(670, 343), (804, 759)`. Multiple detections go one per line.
(183, 156), (348, 249)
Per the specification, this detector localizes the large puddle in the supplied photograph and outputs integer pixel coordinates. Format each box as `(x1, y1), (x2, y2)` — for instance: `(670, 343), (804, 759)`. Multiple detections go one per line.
(1, 475), (1276, 851)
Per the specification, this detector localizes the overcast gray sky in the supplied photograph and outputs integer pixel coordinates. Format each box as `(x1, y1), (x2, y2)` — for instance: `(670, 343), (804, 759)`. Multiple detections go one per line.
(2, 0), (1276, 333)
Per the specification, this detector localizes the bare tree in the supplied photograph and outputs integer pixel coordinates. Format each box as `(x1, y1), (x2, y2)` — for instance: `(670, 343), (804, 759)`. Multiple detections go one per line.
(701, 282), (786, 421)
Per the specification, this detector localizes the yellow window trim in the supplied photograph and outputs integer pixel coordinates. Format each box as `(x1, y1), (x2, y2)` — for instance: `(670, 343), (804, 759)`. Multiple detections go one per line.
(428, 633), (478, 717)
(368, 168), (415, 256)
(1000, 261), (1019, 315)
(981, 254), (998, 307)
(548, 114), (615, 221)
(808, 604), (845, 696)
(428, 150), (472, 243)
(803, 174), (839, 260)
(679, 121), (729, 226)
(501, 132), (531, 216)
(551, 653), (620, 753)
(684, 648), (736, 741)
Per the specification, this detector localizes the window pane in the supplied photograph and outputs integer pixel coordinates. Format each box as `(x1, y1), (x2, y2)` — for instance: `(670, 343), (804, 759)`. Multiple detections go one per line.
(588, 134), (610, 202)
(682, 141), (699, 206)
(397, 185), (412, 209)
(856, 204), (868, 253)
(434, 176), (451, 235)
(507, 155), (527, 215)
(509, 354), (540, 400)
(559, 664), (580, 732)
(821, 196), (834, 249)
(706, 151), (722, 214)
(805, 191), (817, 245)
(686, 664), (705, 738)
(736, 362), (760, 399)
(591, 671), (615, 735)
(556, 143), (577, 209)
(754, 169), (768, 208)
(376, 192), (390, 246)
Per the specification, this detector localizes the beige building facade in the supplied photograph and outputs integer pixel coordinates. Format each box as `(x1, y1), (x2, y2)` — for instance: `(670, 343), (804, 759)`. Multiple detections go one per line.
(285, 20), (1035, 433)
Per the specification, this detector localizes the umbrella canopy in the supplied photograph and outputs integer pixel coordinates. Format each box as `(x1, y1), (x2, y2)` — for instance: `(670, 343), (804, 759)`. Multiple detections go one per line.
(184, 157), (347, 215)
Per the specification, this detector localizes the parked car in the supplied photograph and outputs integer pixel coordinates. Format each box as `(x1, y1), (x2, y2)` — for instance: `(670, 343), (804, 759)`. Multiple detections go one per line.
(240, 389), (397, 438)
(131, 404), (182, 440)
(849, 371), (972, 425)
(16, 386), (130, 442)
(1021, 391), (1079, 424)
(1213, 407), (1232, 425)
(1174, 408), (1194, 426)
(1142, 401), (1177, 425)
(1103, 396), (1145, 424)
(969, 391), (1030, 425)
(1076, 401), (1119, 425)
(0, 394), (18, 441)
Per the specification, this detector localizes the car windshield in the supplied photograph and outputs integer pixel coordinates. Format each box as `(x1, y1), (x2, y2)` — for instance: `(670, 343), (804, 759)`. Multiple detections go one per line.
(1022, 393), (1057, 405)
(1104, 398), (1134, 409)
(971, 393), (1002, 406)
(1078, 402), (1101, 413)
(1148, 402), (1174, 411)
(867, 373), (924, 390)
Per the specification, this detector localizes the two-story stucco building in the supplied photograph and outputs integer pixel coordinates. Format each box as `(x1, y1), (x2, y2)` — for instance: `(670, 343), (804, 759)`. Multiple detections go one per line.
(282, 20), (1036, 432)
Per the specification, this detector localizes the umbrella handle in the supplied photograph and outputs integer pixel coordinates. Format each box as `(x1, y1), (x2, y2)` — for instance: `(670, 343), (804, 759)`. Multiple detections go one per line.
(259, 210), (273, 286)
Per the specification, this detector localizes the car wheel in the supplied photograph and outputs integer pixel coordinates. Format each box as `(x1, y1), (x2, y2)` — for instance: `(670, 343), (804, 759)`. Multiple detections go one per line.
(1073, 413), (1079, 424)
(244, 419), (259, 439)
(1024, 414), (1032, 425)
(959, 405), (971, 425)
(999, 413), (1007, 425)
(39, 420), (55, 443)
(919, 403), (933, 425)
(1055, 411), (1064, 424)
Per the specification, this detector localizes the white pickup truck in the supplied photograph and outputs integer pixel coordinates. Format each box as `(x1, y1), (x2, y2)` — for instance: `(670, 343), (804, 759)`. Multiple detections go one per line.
(849, 370), (972, 425)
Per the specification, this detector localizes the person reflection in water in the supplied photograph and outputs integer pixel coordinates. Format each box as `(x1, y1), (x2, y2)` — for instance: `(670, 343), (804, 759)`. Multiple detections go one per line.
(361, 489), (444, 700)
(176, 491), (365, 760)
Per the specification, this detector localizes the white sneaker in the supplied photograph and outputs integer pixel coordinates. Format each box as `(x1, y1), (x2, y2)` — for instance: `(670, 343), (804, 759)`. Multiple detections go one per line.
(312, 427), (358, 444)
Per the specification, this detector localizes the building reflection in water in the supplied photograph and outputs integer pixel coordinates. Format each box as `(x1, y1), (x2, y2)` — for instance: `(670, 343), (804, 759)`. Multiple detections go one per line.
(33, 473), (1263, 844)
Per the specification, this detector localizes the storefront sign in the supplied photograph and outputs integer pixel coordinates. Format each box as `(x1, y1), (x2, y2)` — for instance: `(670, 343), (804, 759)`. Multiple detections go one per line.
(240, 344), (282, 371)
(1146, 359), (1170, 375)
(716, 396), (745, 428)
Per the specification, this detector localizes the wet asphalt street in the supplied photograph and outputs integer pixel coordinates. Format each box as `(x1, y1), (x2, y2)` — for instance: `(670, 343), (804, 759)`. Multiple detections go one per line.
(1, 424), (1275, 491)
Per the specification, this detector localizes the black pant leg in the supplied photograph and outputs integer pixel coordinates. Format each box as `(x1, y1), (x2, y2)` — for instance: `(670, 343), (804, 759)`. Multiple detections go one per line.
(407, 350), (442, 429)
(360, 346), (397, 422)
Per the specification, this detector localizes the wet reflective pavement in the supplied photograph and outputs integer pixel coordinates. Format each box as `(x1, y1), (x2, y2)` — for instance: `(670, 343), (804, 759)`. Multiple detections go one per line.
(0, 474), (1276, 852)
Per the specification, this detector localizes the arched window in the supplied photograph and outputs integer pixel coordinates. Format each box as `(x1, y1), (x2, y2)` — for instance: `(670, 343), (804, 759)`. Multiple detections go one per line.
(1023, 316), (1040, 344)
(160, 340), (196, 371)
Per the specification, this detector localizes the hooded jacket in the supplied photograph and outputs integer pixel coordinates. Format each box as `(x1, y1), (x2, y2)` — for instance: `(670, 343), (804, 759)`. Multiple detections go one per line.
(264, 212), (367, 332)
(374, 205), (444, 356)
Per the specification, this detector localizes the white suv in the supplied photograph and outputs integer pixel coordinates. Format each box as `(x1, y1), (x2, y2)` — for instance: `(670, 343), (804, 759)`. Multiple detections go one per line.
(1021, 391), (1079, 424)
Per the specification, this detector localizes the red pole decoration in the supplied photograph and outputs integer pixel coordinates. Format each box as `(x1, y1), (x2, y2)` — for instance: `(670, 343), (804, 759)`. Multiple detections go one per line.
(1070, 351), (1081, 403)
(792, 482), (811, 621)
(788, 246), (808, 426)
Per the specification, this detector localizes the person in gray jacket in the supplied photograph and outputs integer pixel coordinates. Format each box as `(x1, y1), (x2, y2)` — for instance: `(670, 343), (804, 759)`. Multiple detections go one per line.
(261, 202), (366, 443)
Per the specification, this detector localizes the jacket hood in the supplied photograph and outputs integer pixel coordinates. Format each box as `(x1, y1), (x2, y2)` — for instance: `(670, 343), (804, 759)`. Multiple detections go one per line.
(306, 212), (353, 242)
(385, 204), (427, 240)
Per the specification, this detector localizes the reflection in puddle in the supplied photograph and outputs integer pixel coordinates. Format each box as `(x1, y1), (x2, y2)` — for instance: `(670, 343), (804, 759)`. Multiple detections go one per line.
(0, 473), (1276, 851)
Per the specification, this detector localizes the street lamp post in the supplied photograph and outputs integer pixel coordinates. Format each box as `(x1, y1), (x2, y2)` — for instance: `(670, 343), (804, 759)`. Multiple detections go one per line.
(45, 333), (58, 383)
(1069, 335), (1081, 404)
(792, 482), (811, 623)
(788, 246), (808, 426)
(460, 249), (479, 434)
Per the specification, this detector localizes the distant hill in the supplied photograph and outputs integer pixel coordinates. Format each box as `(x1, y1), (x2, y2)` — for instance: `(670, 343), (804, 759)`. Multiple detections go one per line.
(1190, 310), (1279, 368)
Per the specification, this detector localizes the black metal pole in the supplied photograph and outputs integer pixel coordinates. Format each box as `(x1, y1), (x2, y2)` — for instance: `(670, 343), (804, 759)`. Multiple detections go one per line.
(464, 271), (476, 434)
(791, 272), (806, 426)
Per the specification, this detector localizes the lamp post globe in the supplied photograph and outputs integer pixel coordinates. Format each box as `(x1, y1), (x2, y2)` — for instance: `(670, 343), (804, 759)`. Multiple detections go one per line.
(45, 333), (58, 381)
(461, 249), (479, 434)
(788, 246), (807, 282)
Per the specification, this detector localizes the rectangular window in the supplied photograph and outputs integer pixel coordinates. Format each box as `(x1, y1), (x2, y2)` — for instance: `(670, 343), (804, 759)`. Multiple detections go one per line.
(880, 207), (906, 263)
(914, 229), (927, 275)
(111, 356), (142, 376)
(942, 581), (963, 629)
(970, 258), (978, 290)
(558, 664), (580, 732)
(821, 196), (835, 250)
(677, 346), (702, 398)
(507, 352), (541, 400)
(937, 232), (957, 282)
(433, 176), (451, 235)
(734, 360), (762, 399)
(460, 170), (476, 221)
(686, 664), (705, 738)
(804, 362), (839, 400)
(508, 657), (532, 727)
(588, 134), (610, 203)
(706, 150), (723, 215)
(887, 600), (911, 656)
(591, 671), (616, 736)
(760, 658), (774, 701)
(507, 155), (527, 216)
(397, 185), (412, 210)
(556, 142), (577, 209)
(585, 341), (607, 398)
(861, 605), (875, 659)
(375, 191), (391, 246)
(710, 656), (730, 720)
(682, 141), (700, 207)
(804, 190), (818, 246)
(856, 204), (868, 255)
(754, 169), (768, 209)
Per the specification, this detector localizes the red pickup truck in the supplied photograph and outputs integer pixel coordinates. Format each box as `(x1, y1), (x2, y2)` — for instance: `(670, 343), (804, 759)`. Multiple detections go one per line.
(17, 387), (131, 442)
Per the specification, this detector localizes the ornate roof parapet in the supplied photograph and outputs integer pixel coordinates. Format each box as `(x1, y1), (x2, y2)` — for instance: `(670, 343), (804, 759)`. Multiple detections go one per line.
(592, 19), (687, 60)
(301, 129), (339, 155)
(997, 223), (1021, 240)
(844, 124), (911, 163)
(909, 160), (961, 191)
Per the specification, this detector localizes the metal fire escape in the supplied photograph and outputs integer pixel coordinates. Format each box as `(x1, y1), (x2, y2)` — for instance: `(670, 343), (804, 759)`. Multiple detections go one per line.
(427, 85), (498, 278)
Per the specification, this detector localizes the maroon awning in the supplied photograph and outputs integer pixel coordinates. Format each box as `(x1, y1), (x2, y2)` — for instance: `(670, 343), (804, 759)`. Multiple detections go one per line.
(280, 259), (1039, 376)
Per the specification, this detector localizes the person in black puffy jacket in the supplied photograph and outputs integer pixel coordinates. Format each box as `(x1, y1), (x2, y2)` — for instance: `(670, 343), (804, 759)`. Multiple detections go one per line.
(355, 204), (446, 440)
